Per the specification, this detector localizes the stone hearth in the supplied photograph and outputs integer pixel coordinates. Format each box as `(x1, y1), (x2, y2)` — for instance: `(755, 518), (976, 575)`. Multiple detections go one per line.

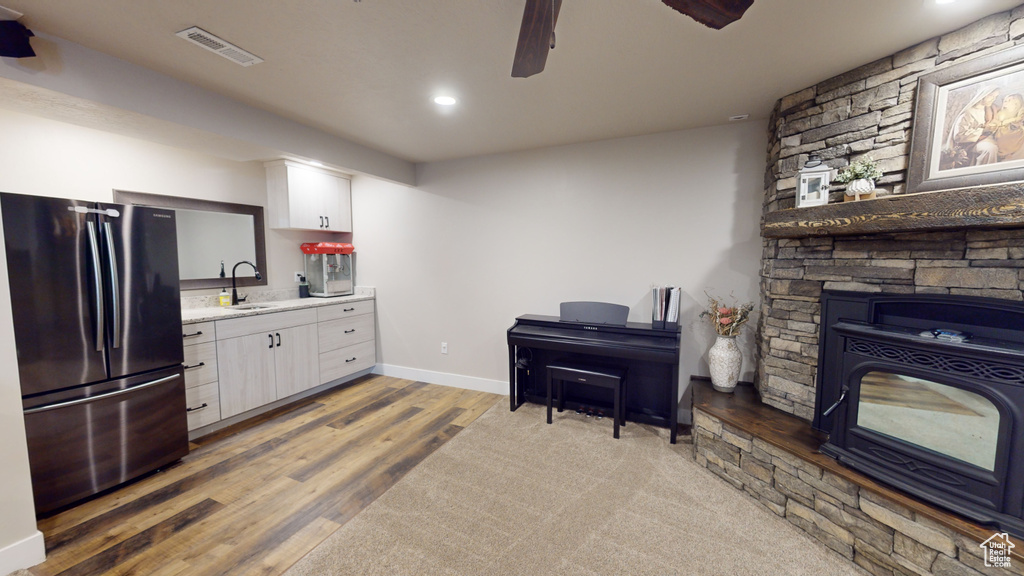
(692, 381), (1024, 576)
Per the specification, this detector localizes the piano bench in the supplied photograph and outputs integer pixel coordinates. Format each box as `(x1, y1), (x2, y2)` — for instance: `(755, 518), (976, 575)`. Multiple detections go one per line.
(546, 361), (627, 439)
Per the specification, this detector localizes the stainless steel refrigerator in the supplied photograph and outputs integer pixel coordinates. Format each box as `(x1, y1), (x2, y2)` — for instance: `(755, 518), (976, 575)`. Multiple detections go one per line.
(1, 192), (188, 514)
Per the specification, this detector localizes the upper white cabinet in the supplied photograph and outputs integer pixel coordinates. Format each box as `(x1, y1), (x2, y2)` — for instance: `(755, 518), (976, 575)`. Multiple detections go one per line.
(265, 160), (352, 232)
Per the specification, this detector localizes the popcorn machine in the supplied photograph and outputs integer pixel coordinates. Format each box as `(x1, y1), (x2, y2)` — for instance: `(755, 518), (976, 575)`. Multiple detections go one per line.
(300, 242), (354, 297)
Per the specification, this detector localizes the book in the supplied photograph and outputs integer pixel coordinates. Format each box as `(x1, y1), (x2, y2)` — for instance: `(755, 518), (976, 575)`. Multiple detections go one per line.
(666, 287), (680, 323)
(652, 285), (680, 328)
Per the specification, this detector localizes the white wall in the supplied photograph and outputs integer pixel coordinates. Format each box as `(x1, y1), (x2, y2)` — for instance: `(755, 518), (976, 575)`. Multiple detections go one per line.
(0, 209), (44, 575)
(353, 121), (765, 399)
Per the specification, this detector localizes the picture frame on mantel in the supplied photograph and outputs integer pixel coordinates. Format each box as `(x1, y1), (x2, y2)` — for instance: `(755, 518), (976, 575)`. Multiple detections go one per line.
(908, 43), (1024, 194)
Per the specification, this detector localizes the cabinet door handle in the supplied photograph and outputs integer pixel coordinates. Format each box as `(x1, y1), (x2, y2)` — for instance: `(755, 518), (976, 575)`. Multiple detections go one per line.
(343, 307), (355, 312)
(320, 216), (324, 228)
(325, 216), (330, 228)
(268, 334), (274, 349)
(345, 357), (357, 363)
(276, 332), (281, 347)
(183, 362), (206, 370)
(182, 330), (204, 338)
(344, 329), (356, 334)
(186, 403), (209, 413)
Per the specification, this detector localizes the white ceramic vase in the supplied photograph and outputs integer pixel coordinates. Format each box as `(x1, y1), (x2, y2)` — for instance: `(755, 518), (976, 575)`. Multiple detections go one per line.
(846, 178), (874, 199)
(708, 335), (742, 393)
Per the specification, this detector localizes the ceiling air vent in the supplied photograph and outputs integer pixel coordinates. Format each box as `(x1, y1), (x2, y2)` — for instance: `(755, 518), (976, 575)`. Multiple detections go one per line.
(175, 26), (263, 67)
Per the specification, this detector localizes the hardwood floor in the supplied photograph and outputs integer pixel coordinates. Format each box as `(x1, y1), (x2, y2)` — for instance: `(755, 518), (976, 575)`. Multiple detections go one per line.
(27, 375), (500, 576)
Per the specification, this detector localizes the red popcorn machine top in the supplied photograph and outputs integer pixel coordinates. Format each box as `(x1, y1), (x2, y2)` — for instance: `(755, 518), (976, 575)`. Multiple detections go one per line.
(300, 242), (354, 297)
(299, 242), (354, 255)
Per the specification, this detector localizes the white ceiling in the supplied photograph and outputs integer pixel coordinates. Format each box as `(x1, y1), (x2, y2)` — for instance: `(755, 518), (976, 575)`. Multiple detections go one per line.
(3, 0), (1022, 164)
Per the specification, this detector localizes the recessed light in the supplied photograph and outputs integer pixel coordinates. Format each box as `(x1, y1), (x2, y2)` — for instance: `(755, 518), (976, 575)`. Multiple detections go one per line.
(729, 114), (749, 121)
(433, 96), (457, 106)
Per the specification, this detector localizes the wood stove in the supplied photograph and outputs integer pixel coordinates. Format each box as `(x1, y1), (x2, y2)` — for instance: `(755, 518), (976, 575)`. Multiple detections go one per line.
(814, 291), (1024, 538)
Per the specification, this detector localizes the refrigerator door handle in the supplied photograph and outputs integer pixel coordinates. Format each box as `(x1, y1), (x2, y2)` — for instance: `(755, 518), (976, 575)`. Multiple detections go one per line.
(103, 221), (122, 349)
(70, 206), (121, 218)
(86, 221), (105, 353)
(23, 373), (181, 414)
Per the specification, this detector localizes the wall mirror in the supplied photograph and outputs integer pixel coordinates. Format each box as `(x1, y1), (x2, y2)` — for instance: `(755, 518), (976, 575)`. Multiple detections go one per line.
(113, 189), (268, 291)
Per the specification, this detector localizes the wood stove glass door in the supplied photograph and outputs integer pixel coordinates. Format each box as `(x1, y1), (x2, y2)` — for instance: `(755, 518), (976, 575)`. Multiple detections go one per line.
(856, 371), (1000, 471)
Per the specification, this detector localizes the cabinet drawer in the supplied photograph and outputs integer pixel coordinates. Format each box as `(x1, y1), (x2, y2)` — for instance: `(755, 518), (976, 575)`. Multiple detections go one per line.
(182, 321), (215, 345)
(320, 340), (376, 384)
(183, 341), (218, 389)
(185, 381), (221, 431)
(317, 300), (374, 322)
(318, 314), (375, 353)
(215, 308), (318, 340)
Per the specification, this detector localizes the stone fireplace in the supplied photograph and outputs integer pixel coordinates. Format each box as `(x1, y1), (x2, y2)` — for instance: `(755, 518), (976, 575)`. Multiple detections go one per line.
(691, 7), (1024, 576)
(756, 7), (1024, 422)
(758, 227), (1024, 423)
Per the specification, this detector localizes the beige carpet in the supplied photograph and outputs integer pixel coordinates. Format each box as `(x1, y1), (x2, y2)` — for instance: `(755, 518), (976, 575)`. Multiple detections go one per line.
(283, 401), (867, 576)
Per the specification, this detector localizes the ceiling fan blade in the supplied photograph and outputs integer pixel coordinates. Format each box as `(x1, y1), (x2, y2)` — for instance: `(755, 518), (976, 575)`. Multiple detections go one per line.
(511, 0), (562, 78)
(662, 0), (754, 30)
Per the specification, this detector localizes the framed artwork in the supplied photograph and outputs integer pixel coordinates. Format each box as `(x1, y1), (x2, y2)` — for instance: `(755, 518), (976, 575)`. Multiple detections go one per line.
(907, 44), (1024, 194)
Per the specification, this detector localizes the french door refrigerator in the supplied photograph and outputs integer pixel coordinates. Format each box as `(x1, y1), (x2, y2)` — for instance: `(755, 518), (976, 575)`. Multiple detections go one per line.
(1, 192), (188, 514)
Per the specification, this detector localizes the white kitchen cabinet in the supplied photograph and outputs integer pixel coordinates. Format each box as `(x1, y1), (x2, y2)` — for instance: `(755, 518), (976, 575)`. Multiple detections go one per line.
(274, 324), (321, 398)
(187, 298), (375, 433)
(265, 160), (352, 232)
(182, 321), (221, 430)
(320, 339), (376, 384)
(185, 382), (222, 430)
(183, 341), (218, 389)
(217, 332), (278, 419)
(318, 314), (375, 352)
(216, 308), (320, 419)
(317, 299), (374, 322)
(317, 301), (376, 385)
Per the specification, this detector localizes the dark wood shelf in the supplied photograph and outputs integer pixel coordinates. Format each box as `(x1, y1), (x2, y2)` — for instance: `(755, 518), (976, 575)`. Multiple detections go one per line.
(762, 183), (1024, 238)
(693, 380), (1023, 559)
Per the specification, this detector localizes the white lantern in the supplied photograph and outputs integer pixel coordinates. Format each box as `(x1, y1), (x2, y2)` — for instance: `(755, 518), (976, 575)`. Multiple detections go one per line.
(797, 155), (831, 208)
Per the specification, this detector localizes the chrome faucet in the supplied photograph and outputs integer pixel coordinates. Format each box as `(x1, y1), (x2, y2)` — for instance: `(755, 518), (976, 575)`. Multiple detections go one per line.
(231, 260), (262, 305)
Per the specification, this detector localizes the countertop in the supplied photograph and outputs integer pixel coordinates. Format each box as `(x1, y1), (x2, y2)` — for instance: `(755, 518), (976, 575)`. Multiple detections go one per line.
(182, 294), (374, 324)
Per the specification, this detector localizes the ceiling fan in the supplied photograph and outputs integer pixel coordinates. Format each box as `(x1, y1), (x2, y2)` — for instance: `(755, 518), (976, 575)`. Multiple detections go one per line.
(511, 0), (755, 78)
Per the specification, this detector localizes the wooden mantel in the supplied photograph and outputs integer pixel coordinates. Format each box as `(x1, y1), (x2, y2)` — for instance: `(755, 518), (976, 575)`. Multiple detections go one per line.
(762, 184), (1024, 239)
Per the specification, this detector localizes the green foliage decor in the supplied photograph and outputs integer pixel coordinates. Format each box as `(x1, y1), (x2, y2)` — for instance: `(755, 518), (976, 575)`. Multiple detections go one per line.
(834, 156), (883, 184)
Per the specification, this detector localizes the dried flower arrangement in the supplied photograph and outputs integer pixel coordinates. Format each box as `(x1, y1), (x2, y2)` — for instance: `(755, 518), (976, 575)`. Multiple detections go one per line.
(834, 156), (883, 184)
(700, 294), (754, 337)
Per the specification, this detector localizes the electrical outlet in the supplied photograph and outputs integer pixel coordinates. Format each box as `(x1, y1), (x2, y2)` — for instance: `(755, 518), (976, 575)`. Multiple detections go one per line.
(294, 272), (304, 283)
(441, 342), (448, 354)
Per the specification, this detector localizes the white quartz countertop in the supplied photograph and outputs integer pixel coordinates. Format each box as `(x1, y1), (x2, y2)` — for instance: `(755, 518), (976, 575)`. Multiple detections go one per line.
(182, 294), (374, 324)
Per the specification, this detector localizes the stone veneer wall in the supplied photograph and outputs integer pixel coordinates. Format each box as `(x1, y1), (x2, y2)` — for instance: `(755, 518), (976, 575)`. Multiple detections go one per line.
(693, 408), (1023, 576)
(758, 7), (1024, 419)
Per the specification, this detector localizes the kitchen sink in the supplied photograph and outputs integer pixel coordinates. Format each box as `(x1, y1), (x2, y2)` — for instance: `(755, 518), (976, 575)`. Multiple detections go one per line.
(232, 303), (273, 310)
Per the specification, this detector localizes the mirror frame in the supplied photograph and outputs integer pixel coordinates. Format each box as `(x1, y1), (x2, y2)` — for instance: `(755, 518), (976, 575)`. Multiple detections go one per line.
(113, 189), (268, 291)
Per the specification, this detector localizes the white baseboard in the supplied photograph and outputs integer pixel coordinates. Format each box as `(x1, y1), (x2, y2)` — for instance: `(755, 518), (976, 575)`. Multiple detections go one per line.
(0, 530), (45, 575)
(371, 365), (696, 427)
(373, 364), (506, 395)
